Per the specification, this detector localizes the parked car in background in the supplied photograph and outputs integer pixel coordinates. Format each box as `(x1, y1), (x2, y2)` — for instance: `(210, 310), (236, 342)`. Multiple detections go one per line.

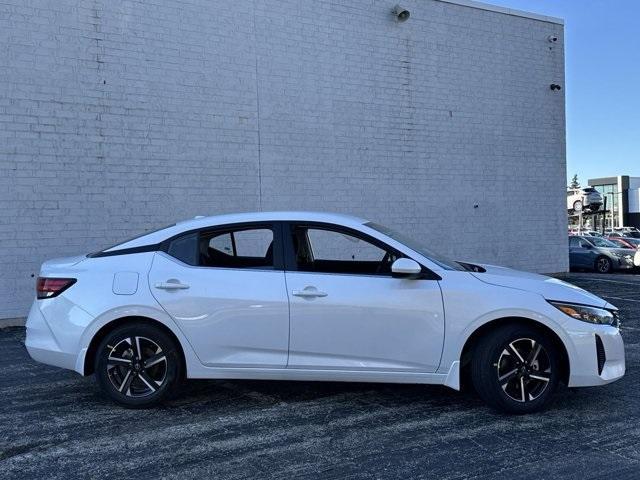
(567, 187), (603, 213)
(615, 227), (640, 239)
(25, 212), (626, 414)
(607, 237), (640, 250)
(568, 228), (601, 237)
(569, 236), (636, 273)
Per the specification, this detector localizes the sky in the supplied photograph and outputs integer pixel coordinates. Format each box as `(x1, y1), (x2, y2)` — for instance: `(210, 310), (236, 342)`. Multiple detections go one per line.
(484, 0), (640, 185)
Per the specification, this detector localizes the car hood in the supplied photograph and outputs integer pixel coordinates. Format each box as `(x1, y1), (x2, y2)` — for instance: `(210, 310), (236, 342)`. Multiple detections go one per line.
(469, 264), (608, 308)
(600, 247), (636, 256)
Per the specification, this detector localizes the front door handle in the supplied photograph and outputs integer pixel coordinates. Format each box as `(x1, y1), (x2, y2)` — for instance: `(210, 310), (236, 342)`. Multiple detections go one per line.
(292, 287), (328, 298)
(155, 280), (190, 290)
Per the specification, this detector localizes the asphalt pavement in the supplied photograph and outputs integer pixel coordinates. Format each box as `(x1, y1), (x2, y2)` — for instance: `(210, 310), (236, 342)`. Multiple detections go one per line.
(0, 273), (638, 479)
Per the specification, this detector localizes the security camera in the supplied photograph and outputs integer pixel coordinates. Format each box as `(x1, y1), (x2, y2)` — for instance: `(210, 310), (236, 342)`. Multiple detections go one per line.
(392, 5), (410, 22)
(550, 84), (562, 91)
(547, 35), (559, 43)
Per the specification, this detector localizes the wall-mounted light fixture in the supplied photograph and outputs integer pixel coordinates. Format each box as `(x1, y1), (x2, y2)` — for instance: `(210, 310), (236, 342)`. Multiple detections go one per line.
(547, 34), (559, 43)
(392, 5), (410, 22)
(550, 84), (562, 91)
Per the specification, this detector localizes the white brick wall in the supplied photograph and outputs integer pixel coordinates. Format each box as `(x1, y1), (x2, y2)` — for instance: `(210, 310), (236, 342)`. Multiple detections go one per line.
(0, 0), (567, 319)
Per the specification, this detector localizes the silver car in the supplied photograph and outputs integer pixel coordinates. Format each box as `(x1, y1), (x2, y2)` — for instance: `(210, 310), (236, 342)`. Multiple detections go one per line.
(567, 187), (602, 213)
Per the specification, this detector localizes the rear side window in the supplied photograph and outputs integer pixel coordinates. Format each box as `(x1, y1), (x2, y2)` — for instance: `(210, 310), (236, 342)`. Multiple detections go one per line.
(165, 226), (276, 269)
(202, 228), (274, 268)
(167, 232), (199, 265)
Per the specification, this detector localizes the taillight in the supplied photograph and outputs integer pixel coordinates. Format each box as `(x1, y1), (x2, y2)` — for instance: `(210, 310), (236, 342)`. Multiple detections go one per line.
(36, 277), (76, 299)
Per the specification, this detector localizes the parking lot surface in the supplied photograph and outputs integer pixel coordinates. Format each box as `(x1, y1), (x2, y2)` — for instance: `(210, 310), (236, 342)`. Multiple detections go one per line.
(1, 273), (638, 479)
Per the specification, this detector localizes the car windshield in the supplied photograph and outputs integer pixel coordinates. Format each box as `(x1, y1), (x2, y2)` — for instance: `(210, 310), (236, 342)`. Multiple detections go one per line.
(365, 222), (466, 271)
(588, 237), (621, 248)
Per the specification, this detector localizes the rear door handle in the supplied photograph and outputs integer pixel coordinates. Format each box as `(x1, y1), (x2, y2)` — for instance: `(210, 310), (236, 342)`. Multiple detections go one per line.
(292, 287), (328, 298)
(155, 281), (190, 290)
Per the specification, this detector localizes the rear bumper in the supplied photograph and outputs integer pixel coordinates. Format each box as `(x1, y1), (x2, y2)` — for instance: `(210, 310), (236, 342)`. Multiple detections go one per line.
(24, 301), (82, 373)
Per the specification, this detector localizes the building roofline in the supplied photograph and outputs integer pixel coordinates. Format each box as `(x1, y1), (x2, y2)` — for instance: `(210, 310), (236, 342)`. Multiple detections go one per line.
(436, 0), (564, 25)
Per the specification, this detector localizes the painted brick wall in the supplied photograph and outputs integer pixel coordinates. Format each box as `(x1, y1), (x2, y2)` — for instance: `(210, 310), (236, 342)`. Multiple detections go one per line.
(0, 0), (566, 319)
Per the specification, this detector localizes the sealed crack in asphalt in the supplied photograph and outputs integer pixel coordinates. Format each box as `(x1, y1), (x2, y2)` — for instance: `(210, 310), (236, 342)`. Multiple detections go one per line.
(0, 273), (638, 479)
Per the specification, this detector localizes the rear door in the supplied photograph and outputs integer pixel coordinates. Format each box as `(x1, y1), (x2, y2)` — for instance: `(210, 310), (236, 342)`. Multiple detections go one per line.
(283, 223), (445, 372)
(149, 222), (290, 368)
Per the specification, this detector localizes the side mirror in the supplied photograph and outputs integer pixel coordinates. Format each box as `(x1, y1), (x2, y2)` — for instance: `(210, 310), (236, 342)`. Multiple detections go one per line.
(391, 258), (422, 279)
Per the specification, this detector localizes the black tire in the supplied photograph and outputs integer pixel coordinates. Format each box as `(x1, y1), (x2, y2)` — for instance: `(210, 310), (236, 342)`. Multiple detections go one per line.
(594, 255), (612, 274)
(471, 324), (560, 414)
(95, 322), (182, 408)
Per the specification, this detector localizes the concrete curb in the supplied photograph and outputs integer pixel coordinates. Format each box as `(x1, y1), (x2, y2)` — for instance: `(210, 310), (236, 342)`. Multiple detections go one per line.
(0, 317), (26, 328)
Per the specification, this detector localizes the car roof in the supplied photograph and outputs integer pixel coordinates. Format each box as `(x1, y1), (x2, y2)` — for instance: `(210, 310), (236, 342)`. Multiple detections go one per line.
(104, 211), (370, 251)
(177, 211), (367, 226)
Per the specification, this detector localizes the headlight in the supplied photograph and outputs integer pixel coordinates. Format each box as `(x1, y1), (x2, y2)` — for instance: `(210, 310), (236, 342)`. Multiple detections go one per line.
(549, 301), (618, 326)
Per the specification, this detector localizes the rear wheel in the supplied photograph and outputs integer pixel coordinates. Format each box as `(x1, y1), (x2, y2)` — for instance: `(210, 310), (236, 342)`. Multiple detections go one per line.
(471, 324), (560, 414)
(595, 256), (612, 274)
(95, 323), (182, 408)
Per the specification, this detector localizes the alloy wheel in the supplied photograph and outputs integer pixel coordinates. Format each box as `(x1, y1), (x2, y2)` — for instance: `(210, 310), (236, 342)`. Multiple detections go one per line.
(496, 338), (551, 403)
(106, 336), (168, 397)
(597, 257), (611, 273)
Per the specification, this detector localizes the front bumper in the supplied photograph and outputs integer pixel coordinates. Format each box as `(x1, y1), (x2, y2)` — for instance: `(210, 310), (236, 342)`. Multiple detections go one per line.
(566, 322), (625, 387)
(614, 256), (636, 270)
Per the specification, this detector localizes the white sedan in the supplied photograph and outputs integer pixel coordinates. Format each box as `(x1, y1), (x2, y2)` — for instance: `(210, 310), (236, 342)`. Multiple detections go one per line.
(26, 212), (625, 413)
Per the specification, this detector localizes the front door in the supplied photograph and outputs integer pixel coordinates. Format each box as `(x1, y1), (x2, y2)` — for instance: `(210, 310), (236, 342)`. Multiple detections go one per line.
(149, 223), (289, 368)
(284, 223), (445, 372)
(569, 237), (595, 268)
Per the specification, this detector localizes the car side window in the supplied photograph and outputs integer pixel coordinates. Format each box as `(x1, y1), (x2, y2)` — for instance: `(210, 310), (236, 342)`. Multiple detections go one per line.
(201, 228), (274, 269)
(166, 226), (275, 269)
(291, 225), (399, 275)
(569, 237), (580, 248)
(210, 233), (233, 256)
(167, 232), (199, 265)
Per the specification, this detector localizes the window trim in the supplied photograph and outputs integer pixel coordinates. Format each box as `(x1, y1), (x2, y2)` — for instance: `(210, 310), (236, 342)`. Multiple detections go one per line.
(281, 221), (439, 279)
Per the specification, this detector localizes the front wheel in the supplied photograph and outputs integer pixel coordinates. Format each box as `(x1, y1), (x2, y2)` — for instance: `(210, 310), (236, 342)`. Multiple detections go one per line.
(573, 200), (583, 212)
(595, 256), (612, 274)
(95, 323), (183, 408)
(471, 325), (560, 414)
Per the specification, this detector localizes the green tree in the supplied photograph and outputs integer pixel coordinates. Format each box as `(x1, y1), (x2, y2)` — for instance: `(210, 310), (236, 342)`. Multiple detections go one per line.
(569, 174), (580, 189)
